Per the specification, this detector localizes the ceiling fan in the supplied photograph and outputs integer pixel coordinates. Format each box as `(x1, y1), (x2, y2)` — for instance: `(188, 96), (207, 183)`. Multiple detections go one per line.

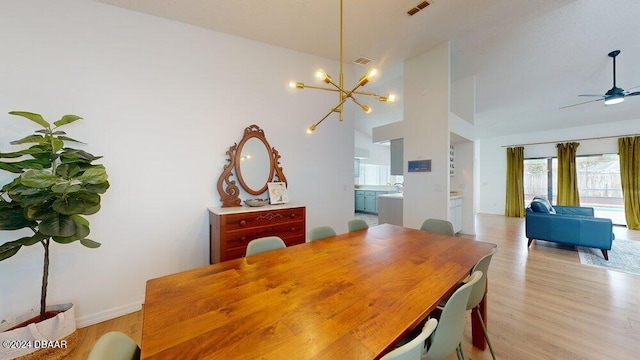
(560, 50), (640, 109)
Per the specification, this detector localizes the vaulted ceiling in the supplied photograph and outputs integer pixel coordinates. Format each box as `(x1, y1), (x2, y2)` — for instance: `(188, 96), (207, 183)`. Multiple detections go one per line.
(92, 0), (640, 139)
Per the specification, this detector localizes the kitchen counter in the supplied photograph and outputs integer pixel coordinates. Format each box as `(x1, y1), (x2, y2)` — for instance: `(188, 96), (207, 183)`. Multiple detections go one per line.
(378, 193), (403, 199)
(378, 193), (403, 226)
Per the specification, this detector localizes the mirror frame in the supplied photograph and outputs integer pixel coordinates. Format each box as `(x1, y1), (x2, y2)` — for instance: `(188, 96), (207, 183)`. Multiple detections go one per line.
(217, 125), (287, 207)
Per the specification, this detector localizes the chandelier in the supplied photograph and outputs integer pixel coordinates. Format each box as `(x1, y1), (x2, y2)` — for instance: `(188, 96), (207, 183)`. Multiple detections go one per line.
(289, 0), (397, 134)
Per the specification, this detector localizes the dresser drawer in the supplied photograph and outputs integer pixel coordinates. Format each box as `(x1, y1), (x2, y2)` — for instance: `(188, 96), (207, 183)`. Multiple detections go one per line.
(225, 207), (304, 230)
(210, 205), (306, 264)
(225, 220), (305, 249)
(224, 233), (305, 260)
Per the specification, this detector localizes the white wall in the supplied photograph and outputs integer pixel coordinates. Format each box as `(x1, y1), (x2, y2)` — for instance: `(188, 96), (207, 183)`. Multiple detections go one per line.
(403, 42), (451, 229)
(477, 118), (640, 215)
(0, 0), (354, 326)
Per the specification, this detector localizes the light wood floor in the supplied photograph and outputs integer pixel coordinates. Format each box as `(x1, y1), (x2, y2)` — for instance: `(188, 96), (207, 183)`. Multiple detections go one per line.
(68, 214), (640, 359)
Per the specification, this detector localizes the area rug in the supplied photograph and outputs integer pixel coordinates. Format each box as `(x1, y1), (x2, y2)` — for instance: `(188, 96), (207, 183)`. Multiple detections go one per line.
(577, 239), (640, 276)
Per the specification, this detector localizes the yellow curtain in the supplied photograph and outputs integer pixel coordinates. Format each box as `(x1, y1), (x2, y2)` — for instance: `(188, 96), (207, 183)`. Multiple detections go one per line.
(619, 136), (640, 229)
(505, 146), (525, 217)
(556, 142), (580, 206)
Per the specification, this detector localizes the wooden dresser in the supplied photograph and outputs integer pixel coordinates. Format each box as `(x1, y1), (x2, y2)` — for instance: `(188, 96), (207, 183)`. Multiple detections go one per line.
(208, 203), (306, 263)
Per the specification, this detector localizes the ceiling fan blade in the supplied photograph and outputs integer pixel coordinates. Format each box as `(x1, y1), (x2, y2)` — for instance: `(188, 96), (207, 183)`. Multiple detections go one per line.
(625, 91), (640, 97)
(559, 97), (605, 109)
(578, 94), (605, 97)
(625, 84), (640, 92)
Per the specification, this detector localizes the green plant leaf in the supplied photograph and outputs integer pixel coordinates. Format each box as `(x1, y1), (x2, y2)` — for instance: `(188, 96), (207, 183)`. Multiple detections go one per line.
(80, 239), (101, 248)
(52, 192), (100, 215)
(83, 181), (110, 194)
(51, 215), (90, 244)
(8, 186), (55, 206)
(0, 240), (22, 260)
(10, 134), (45, 145)
(0, 162), (23, 173)
(9, 111), (50, 128)
(77, 167), (108, 184)
(52, 138), (64, 152)
(20, 169), (58, 188)
(57, 136), (85, 144)
(25, 202), (58, 220)
(53, 114), (82, 127)
(0, 201), (36, 230)
(6, 158), (51, 171)
(51, 131), (66, 135)
(56, 164), (82, 179)
(51, 181), (82, 194)
(23, 232), (48, 246)
(0, 147), (47, 159)
(60, 149), (101, 163)
(39, 215), (76, 237)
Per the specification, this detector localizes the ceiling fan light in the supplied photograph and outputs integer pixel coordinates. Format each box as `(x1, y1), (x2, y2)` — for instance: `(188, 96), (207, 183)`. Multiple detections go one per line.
(604, 95), (624, 105)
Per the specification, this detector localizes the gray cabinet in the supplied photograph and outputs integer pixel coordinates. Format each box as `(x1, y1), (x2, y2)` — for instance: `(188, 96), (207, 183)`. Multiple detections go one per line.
(355, 191), (365, 211)
(355, 190), (389, 214)
(390, 138), (404, 175)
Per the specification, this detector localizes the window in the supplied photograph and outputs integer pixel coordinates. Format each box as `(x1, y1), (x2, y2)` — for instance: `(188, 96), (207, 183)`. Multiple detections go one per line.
(356, 163), (403, 186)
(524, 154), (625, 225)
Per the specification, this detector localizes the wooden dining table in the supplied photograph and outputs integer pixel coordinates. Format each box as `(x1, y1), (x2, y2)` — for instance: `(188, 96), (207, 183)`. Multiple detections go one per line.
(141, 224), (497, 359)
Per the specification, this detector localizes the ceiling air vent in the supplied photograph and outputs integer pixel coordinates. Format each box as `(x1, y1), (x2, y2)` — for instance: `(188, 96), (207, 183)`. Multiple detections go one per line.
(353, 56), (373, 66)
(407, 1), (430, 16)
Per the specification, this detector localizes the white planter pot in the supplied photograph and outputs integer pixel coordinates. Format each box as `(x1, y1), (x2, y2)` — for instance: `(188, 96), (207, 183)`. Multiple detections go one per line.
(0, 303), (76, 360)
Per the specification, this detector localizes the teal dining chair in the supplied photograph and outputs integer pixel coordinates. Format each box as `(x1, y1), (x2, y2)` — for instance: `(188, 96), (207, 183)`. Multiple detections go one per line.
(245, 236), (286, 256)
(88, 331), (140, 360)
(347, 219), (369, 232)
(420, 218), (455, 236)
(380, 318), (438, 360)
(425, 271), (482, 360)
(309, 226), (337, 241)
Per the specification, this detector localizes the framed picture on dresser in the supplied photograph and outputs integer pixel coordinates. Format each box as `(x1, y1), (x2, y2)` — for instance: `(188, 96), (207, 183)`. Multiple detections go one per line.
(268, 182), (289, 204)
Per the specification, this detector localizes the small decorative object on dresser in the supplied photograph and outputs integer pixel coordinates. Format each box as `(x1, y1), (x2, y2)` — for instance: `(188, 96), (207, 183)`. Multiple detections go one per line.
(244, 198), (269, 207)
(209, 204), (306, 263)
(268, 182), (289, 204)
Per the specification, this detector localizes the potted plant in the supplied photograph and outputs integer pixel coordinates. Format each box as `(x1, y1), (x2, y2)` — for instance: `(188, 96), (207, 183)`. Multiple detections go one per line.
(0, 111), (109, 358)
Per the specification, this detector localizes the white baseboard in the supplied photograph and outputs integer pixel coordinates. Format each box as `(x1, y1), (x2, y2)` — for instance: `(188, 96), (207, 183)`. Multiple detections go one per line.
(75, 299), (143, 328)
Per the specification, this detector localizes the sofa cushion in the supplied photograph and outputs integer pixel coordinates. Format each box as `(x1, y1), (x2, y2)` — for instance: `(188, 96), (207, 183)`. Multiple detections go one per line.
(530, 197), (556, 214)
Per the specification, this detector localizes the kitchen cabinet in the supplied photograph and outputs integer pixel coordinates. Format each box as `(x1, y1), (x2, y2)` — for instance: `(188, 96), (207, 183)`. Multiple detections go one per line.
(390, 138), (404, 175)
(355, 190), (389, 214)
(449, 197), (463, 233)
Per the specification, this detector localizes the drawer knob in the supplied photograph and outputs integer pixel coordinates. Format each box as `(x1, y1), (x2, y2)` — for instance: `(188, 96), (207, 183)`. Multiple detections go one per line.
(290, 227), (296, 232)
(240, 236), (247, 242)
(290, 213), (296, 218)
(239, 220), (246, 227)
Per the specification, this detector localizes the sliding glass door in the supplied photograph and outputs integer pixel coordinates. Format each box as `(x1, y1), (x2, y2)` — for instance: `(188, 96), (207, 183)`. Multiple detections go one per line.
(524, 154), (625, 226)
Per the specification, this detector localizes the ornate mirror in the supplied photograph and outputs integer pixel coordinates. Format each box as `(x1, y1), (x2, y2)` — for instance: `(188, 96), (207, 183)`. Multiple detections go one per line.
(217, 125), (287, 207)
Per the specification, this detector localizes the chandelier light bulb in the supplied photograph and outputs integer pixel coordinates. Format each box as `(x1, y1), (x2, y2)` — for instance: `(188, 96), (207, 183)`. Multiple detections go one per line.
(315, 69), (325, 79)
(388, 94), (397, 102)
(306, 124), (317, 134)
(362, 105), (372, 114)
(289, 81), (297, 88)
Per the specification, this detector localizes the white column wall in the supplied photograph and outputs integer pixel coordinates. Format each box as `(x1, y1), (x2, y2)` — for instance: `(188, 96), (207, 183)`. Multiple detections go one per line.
(403, 42), (451, 229)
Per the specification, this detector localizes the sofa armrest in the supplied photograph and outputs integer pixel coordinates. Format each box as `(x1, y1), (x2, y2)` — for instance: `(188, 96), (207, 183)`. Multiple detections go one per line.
(553, 206), (594, 217)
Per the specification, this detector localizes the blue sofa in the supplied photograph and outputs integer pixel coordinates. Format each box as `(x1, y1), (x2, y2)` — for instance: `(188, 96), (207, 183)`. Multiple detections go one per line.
(525, 197), (614, 260)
